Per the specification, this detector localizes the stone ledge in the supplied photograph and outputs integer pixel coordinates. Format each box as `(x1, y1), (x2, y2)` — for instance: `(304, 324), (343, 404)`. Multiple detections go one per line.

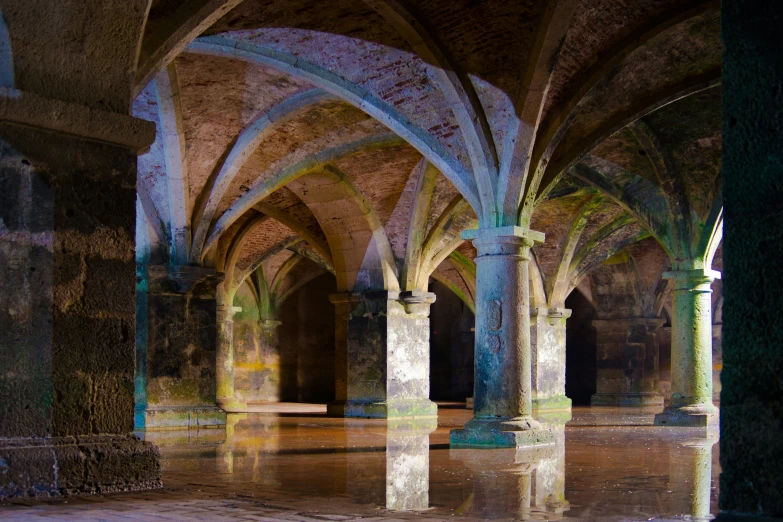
(135, 406), (227, 430)
(0, 435), (161, 499)
(533, 394), (573, 412)
(0, 88), (156, 153)
(327, 399), (437, 419)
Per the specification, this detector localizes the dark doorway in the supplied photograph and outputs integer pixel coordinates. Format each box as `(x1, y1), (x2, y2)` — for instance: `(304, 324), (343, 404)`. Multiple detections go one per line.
(565, 290), (598, 405)
(278, 272), (337, 403)
(428, 280), (475, 401)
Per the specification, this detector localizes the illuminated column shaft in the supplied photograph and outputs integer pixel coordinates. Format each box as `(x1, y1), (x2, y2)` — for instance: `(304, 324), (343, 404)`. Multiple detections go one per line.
(451, 227), (554, 448)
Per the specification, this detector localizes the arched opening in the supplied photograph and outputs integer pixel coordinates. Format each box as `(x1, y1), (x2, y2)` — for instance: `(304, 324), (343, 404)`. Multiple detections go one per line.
(428, 279), (474, 402)
(278, 272), (337, 403)
(565, 289), (597, 406)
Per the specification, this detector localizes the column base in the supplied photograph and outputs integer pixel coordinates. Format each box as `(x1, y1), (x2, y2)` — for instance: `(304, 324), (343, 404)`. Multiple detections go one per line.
(591, 392), (664, 407)
(0, 435), (161, 499)
(135, 406), (227, 430)
(327, 399), (437, 418)
(654, 404), (719, 427)
(533, 394), (573, 412)
(216, 397), (248, 413)
(450, 417), (555, 448)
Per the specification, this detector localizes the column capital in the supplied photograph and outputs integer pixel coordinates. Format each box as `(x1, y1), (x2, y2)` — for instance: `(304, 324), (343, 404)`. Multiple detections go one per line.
(258, 318), (282, 329)
(531, 307), (572, 325)
(462, 227), (545, 259)
(216, 305), (242, 321)
(664, 268), (721, 289)
(399, 290), (436, 316)
(0, 89), (156, 153)
(462, 226), (545, 244)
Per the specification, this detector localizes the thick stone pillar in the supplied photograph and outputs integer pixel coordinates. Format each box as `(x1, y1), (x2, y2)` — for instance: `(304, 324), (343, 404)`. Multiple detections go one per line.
(135, 265), (227, 429)
(327, 290), (437, 418)
(234, 318), (282, 403)
(718, 1), (783, 517)
(531, 308), (572, 414)
(0, 119), (160, 497)
(655, 269), (719, 427)
(216, 304), (244, 411)
(591, 318), (665, 406)
(451, 227), (554, 448)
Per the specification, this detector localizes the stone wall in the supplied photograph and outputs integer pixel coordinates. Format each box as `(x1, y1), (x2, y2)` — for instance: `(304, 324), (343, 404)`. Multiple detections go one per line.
(228, 273), (336, 404)
(231, 287), (286, 403)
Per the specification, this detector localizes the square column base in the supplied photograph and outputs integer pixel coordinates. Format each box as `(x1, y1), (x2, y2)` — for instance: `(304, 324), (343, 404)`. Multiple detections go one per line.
(327, 399), (437, 418)
(450, 419), (555, 448)
(591, 392), (664, 407)
(135, 406), (227, 430)
(654, 405), (719, 427)
(216, 398), (248, 413)
(533, 394), (573, 411)
(0, 435), (161, 499)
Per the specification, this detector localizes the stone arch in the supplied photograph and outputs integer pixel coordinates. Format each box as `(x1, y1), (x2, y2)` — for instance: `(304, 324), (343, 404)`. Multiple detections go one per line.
(286, 166), (399, 292)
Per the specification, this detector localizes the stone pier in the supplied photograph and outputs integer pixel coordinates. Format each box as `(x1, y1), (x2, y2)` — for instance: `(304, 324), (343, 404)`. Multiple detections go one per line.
(216, 304), (244, 411)
(591, 318), (665, 406)
(531, 308), (572, 415)
(0, 122), (160, 497)
(327, 290), (437, 418)
(234, 318), (283, 403)
(135, 265), (227, 430)
(450, 227), (554, 448)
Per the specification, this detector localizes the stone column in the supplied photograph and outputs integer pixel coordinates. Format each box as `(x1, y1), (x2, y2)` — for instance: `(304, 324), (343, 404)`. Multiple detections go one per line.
(591, 318), (665, 406)
(136, 265), (227, 430)
(0, 118), (160, 496)
(531, 308), (572, 415)
(327, 290), (438, 418)
(451, 227), (554, 448)
(216, 304), (243, 411)
(655, 269), (719, 427)
(234, 318), (282, 403)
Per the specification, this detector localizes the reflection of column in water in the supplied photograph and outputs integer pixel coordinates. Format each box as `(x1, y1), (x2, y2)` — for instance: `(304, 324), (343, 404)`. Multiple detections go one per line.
(386, 418), (438, 511)
(532, 423), (569, 519)
(216, 413), (282, 486)
(455, 444), (557, 520)
(670, 432), (718, 520)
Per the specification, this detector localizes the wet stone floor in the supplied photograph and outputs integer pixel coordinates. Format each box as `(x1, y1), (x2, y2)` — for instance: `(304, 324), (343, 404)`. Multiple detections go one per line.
(0, 405), (720, 521)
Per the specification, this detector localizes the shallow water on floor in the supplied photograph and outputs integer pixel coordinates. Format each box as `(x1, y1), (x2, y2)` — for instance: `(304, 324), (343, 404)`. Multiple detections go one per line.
(148, 406), (720, 521)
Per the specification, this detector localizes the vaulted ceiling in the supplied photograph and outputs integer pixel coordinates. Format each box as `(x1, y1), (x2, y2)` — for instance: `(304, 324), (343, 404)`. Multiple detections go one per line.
(132, 0), (722, 315)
